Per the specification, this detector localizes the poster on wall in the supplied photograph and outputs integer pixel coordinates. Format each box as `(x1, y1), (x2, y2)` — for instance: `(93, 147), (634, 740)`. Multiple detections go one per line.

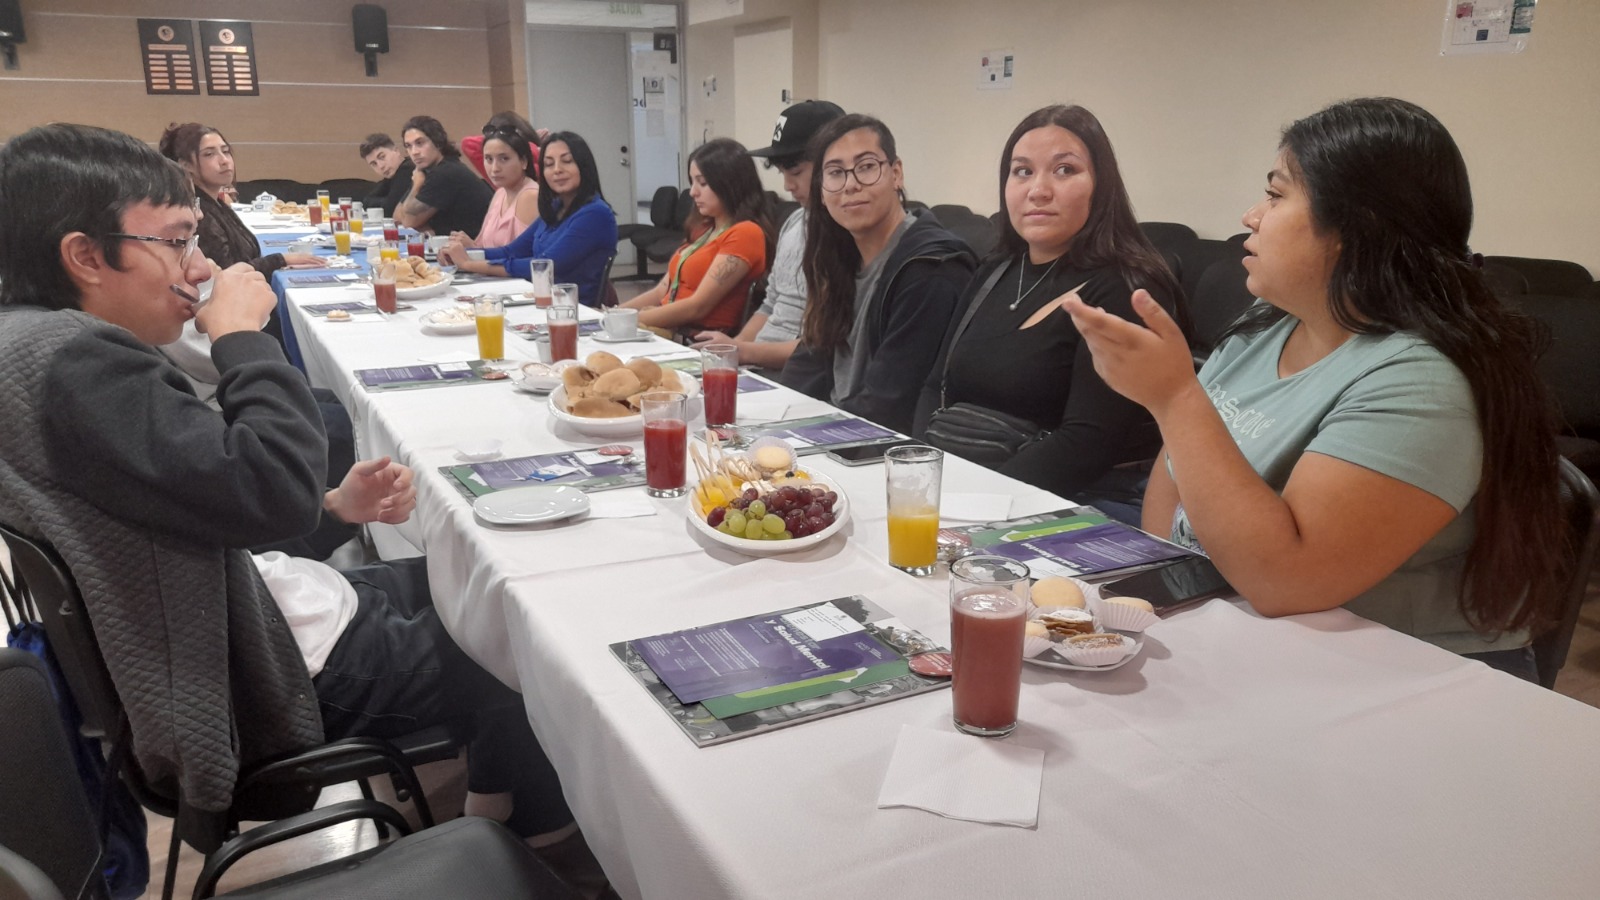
(137, 19), (199, 95)
(199, 20), (259, 95)
(978, 48), (1014, 90)
(1440, 0), (1536, 55)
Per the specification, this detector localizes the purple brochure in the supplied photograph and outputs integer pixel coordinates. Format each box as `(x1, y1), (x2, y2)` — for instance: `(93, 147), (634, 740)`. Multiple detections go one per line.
(357, 364), (476, 388)
(737, 374), (777, 393)
(756, 414), (898, 451)
(636, 602), (902, 704)
(987, 522), (1190, 577)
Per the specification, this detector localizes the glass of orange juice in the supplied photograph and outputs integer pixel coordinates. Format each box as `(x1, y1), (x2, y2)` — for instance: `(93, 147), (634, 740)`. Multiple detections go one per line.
(474, 295), (505, 362)
(885, 445), (943, 576)
(379, 240), (401, 262)
(331, 219), (352, 256)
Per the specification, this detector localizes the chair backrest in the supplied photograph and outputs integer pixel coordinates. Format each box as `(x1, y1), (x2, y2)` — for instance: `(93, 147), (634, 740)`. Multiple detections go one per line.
(1189, 256), (1257, 354)
(0, 649), (109, 900)
(674, 189), (694, 229)
(1175, 239), (1248, 313)
(1138, 221), (1198, 248)
(1484, 255), (1594, 298)
(1481, 261), (1529, 299)
(1534, 459), (1600, 688)
(600, 252), (619, 307)
(647, 185), (678, 229)
(0, 523), (122, 740)
(318, 178), (377, 203)
(1515, 293), (1600, 434)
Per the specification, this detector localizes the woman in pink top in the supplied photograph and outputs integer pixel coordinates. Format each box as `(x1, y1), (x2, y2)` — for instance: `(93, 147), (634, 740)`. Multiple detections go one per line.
(450, 119), (540, 249)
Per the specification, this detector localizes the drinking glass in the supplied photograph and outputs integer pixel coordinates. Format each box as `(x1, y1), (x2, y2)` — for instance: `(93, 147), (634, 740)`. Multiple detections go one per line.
(338, 196), (353, 218)
(349, 209), (364, 235)
(382, 218), (400, 242)
(529, 259), (554, 308)
(885, 445), (943, 575)
(949, 556), (1030, 737)
(700, 343), (738, 432)
(474, 295), (505, 361)
(380, 240), (401, 262)
(641, 391), (689, 498)
(546, 304), (578, 362)
(331, 218), (351, 256)
(307, 200), (323, 226)
(316, 189), (330, 215)
(373, 262), (397, 314)
(406, 236), (425, 259)
(553, 282), (579, 309)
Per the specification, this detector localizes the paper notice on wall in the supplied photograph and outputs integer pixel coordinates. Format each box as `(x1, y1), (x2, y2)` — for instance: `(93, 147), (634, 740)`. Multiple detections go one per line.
(978, 48), (1014, 90)
(646, 109), (666, 138)
(1440, 0), (1535, 55)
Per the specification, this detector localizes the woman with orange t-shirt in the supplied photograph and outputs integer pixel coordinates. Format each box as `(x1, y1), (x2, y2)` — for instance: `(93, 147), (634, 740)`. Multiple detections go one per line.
(623, 138), (771, 334)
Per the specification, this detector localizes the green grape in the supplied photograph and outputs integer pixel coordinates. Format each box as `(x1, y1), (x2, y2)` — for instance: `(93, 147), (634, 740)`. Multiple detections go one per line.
(762, 513), (784, 534)
(744, 520), (765, 540)
(776, 531), (794, 540)
(724, 510), (747, 533)
(747, 500), (767, 519)
(717, 522), (734, 534)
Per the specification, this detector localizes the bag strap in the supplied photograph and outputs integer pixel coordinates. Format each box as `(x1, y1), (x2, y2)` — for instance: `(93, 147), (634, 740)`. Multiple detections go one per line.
(938, 258), (1014, 409)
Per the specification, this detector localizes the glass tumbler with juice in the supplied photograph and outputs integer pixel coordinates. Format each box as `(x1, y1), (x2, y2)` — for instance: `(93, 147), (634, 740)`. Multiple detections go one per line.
(380, 241), (401, 262)
(382, 219), (400, 242)
(948, 556), (1030, 737)
(529, 259), (554, 308)
(546, 304), (578, 362)
(640, 391), (688, 498)
(885, 445), (944, 575)
(373, 262), (397, 314)
(700, 343), (738, 429)
(407, 236), (425, 259)
(332, 220), (351, 256)
(307, 201), (323, 226)
(474, 295), (505, 361)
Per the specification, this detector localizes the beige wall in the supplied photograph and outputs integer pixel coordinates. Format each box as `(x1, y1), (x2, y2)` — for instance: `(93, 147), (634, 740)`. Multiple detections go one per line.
(0, 0), (498, 183)
(697, 0), (1600, 274)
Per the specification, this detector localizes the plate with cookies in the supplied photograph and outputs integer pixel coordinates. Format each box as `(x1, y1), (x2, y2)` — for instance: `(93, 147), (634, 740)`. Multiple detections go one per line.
(547, 351), (698, 437)
(1022, 575), (1159, 672)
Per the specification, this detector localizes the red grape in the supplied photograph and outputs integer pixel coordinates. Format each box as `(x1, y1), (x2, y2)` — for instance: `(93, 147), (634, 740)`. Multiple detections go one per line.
(706, 507), (726, 528)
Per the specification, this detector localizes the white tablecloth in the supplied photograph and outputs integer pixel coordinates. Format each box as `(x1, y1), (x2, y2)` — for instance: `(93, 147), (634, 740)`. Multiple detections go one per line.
(280, 280), (1600, 899)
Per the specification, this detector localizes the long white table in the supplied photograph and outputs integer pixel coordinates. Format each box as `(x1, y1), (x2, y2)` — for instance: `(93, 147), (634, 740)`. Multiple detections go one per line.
(278, 272), (1600, 899)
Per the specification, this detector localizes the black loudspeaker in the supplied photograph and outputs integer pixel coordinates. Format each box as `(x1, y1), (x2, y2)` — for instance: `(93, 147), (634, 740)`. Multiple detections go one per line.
(0, 0), (26, 43)
(352, 4), (387, 77)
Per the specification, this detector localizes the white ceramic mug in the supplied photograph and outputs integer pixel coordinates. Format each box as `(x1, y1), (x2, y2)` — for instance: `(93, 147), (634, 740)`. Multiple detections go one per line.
(603, 307), (639, 339)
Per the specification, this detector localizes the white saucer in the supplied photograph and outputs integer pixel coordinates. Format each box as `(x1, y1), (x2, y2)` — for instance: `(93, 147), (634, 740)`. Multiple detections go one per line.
(473, 485), (591, 526)
(591, 330), (655, 344)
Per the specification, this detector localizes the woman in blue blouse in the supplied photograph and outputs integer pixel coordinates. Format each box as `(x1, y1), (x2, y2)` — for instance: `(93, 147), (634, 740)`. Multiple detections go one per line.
(443, 131), (618, 306)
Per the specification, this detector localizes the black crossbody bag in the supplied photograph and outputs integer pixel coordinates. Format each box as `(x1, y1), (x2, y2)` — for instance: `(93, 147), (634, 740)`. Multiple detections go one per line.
(923, 260), (1051, 467)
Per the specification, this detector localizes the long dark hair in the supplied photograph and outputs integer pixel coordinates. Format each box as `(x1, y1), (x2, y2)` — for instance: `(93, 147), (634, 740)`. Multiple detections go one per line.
(400, 115), (458, 161)
(158, 122), (223, 174)
(800, 114), (899, 352)
(686, 137), (772, 267)
(1239, 97), (1566, 636)
(995, 105), (1183, 316)
(536, 131), (606, 224)
(1, 124), (193, 309)
(481, 118), (539, 182)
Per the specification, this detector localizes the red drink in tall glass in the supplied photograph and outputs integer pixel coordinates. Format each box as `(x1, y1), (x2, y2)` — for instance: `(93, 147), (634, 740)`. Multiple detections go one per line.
(548, 319), (578, 362)
(383, 223), (400, 242)
(373, 280), (397, 314)
(950, 591), (1027, 734)
(407, 238), (425, 258)
(308, 204), (323, 226)
(643, 419), (687, 493)
(702, 367), (737, 425)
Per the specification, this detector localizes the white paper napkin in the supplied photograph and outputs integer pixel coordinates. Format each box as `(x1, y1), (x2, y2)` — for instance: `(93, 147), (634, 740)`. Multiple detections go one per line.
(736, 395), (790, 422)
(586, 495), (657, 519)
(877, 724), (1044, 828)
(940, 492), (1012, 522)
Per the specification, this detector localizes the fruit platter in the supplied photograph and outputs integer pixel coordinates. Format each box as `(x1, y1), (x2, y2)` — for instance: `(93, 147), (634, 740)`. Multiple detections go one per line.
(686, 437), (848, 556)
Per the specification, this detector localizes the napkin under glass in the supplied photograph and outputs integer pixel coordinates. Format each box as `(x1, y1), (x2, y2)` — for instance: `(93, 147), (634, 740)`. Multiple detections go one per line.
(877, 724), (1044, 828)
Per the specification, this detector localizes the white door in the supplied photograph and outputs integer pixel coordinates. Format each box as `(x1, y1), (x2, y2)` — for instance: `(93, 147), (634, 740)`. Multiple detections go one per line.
(527, 29), (637, 241)
(733, 22), (793, 194)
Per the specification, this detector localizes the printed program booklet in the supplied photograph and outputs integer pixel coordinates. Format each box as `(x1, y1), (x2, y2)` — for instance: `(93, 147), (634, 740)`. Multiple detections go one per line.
(438, 449), (646, 499)
(942, 508), (1198, 581)
(356, 361), (502, 391)
(748, 413), (901, 455)
(612, 595), (948, 747)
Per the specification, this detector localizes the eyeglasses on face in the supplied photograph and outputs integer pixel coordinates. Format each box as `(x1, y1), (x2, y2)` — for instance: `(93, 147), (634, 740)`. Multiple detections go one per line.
(106, 231), (201, 266)
(821, 157), (889, 192)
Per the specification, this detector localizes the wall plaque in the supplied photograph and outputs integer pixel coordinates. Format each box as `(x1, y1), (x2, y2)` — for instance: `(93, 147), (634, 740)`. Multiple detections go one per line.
(199, 20), (258, 96)
(137, 19), (199, 95)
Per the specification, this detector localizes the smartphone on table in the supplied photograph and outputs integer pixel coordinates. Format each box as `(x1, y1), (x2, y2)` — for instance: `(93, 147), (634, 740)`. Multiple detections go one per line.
(1100, 555), (1233, 616)
(825, 439), (921, 467)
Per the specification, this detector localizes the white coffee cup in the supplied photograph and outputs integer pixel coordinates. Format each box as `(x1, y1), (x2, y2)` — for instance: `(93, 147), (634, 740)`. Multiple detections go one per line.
(427, 235), (451, 253)
(466, 249), (486, 261)
(603, 307), (639, 339)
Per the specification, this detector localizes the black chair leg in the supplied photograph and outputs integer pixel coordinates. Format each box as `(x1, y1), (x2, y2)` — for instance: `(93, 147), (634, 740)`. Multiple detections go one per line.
(162, 826), (181, 900)
(357, 777), (389, 839)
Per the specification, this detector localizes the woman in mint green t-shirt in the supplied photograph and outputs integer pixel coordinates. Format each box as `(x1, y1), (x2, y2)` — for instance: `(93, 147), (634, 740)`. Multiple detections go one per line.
(1061, 98), (1566, 680)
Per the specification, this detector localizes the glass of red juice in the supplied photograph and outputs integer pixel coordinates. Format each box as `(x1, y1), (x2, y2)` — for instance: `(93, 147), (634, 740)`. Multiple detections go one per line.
(382, 219), (400, 242)
(949, 556), (1031, 737)
(700, 342), (738, 432)
(546, 304), (579, 362)
(406, 236), (425, 259)
(641, 391), (688, 498)
(307, 202), (323, 226)
(372, 262), (398, 314)
(529, 258), (554, 307)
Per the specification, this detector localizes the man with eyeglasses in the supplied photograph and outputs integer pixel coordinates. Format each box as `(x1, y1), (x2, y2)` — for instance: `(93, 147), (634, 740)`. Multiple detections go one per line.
(691, 100), (844, 376)
(0, 124), (575, 844)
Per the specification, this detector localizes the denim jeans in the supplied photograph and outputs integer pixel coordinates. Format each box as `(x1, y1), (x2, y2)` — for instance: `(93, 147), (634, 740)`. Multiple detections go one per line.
(314, 557), (572, 835)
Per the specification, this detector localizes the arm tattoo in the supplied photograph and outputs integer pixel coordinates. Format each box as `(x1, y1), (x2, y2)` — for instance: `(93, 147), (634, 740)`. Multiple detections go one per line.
(710, 255), (747, 284)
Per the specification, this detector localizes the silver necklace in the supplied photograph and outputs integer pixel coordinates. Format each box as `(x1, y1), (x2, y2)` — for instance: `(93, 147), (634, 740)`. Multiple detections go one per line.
(1011, 255), (1062, 311)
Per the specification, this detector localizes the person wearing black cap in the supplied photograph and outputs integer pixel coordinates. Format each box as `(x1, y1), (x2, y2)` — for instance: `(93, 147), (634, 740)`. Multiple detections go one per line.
(692, 100), (844, 375)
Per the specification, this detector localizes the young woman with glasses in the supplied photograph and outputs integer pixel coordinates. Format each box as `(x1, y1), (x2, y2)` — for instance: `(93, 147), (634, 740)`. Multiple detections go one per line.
(1065, 98), (1567, 679)
(780, 114), (976, 435)
(158, 122), (325, 277)
(620, 138), (772, 334)
(912, 106), (1183, 522)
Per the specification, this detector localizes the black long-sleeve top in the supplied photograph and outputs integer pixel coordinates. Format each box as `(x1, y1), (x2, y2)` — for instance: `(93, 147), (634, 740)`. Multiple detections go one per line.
(196, 190), (286, 278)
(914, 257), (1171, 499)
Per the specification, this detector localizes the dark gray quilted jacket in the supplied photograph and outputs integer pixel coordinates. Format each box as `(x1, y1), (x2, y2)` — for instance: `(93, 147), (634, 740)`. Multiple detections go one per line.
(0, 307), (326, 815)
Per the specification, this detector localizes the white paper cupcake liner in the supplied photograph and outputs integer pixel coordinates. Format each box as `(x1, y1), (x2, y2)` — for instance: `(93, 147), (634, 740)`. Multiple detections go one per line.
(1022, 634), (1056, 659)
(1059, 634), (1136, 667)
(1097, 599), (1160, 633)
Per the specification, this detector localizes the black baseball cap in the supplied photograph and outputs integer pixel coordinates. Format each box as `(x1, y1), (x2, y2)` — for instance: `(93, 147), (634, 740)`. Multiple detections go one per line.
(747, 100), (846, 160)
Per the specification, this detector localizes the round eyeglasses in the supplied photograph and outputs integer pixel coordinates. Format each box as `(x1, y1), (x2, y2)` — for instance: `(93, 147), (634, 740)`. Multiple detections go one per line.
(821, 156), (889, 192)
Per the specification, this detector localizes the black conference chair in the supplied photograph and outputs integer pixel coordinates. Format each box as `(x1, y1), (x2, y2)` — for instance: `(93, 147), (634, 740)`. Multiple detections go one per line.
(318, 179), (377, 204)
(617, 185), (681, 279)
(1484, 255), (1594, 298)
(1138, 221), (1198, 249)
(1174, 239), (1248, 317)
(0, 649), (580, 900)
(1514, 293), (1600, 485)
(1533, 459), (1600, 689)
(1188, 256), (1257, 360)
(233, 180), (317, 205)
(0, 522), (470, 900)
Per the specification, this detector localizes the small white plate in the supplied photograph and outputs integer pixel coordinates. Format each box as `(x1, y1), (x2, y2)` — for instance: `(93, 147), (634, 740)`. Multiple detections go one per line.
(420, 308), (476, 335)
(1024, 633), (1143, 672)
(591, 330), (655, 344)
(473, 485), (590, 526)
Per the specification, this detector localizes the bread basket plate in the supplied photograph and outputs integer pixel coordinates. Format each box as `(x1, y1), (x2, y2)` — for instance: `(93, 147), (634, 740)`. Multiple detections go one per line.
(547, 375), (699, 438)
